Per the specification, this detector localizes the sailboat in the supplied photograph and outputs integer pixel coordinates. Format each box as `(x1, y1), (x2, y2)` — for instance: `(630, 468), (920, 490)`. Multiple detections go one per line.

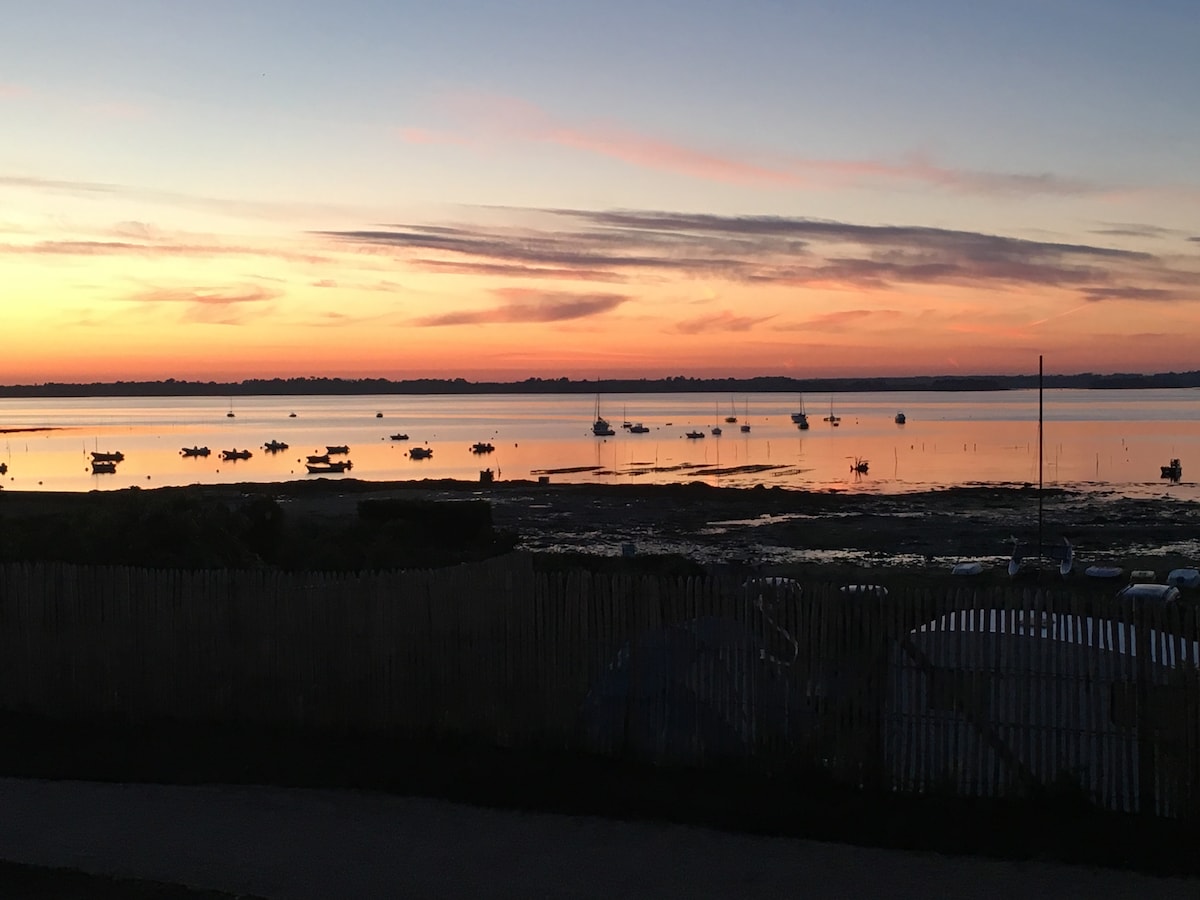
(711, 403), (722, 436)
(823, 397), (840, 426)
(790, 395), (809, 430)
(739, 398), (750, 433)
(226, 398), (235, 418)
(724, 396), (738, 424)
(592, 396), (615, 436)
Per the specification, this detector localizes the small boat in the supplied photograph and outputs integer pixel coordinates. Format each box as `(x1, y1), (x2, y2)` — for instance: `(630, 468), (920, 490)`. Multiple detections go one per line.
(288, 412), (297, 418)
(307, 453), (331, 464)
(711, 425), (722, 436)
(375, 411), (383, 418)
(823, 397), (841, 425)
(592, 396), (615, 436)
(409, 446), (433, 459)
(91, 460), (117, 474)
(226, 399), (235, 418)
(895, 411), (907, 425)
(791, 395), (810, 430)
(326, 445), (350, 455)
(180, 446), (211, 457)
(739, 399), (751, 433)
(220, 449), (252, 461)
(263, 440), (289, 452)
(724, 395), (737, 424)
(630, 423), (650, 434)
(0, 462), (6, 475)
(1161, 458), (1182, 480)
(951, 561), (984, 576)
(685, 430), (705, 439)
(91, 451), (124, 462)
(389, 433), (410, 441)
(306, 460), (353, 474)
(1166, 568), (1200, 589)
(1085, 565), (1124, 579)
(471, 442), (495, 454)
(851, 457), (869, 474)
(1008, 537), (1073, 578)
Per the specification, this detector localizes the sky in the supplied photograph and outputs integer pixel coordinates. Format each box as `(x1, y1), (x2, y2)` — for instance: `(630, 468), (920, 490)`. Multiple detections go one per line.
(2, 0), (1198, 384)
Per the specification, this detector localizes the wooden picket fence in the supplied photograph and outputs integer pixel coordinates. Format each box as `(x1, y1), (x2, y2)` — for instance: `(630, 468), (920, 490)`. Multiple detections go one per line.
(0, 557), (1197, 819)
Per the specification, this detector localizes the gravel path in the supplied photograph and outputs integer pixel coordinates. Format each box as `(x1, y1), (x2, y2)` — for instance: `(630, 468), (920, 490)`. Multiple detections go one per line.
(2, 778), (1197, 900)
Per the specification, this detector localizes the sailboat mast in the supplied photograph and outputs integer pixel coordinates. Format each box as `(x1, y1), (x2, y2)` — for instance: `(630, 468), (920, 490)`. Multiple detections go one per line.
(1038, 354), (1044, 562)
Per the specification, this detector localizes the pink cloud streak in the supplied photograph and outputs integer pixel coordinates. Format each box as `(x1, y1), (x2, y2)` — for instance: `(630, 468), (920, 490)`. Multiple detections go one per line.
(399, 91), (1103, 196)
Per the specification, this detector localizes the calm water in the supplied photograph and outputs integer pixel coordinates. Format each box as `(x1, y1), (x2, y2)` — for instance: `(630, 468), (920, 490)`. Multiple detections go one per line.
(1, 389), (1197, 499)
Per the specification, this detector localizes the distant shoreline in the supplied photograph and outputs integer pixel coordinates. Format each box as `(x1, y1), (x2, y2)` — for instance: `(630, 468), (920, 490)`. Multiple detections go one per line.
(2, 371), (1199, 398)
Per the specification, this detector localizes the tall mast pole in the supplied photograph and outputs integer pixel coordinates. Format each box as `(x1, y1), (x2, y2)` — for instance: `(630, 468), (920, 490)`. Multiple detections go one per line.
(1038, 354), (1044, 564)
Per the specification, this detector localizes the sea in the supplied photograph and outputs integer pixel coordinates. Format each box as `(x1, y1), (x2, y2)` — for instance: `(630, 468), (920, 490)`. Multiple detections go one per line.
(1, 389), (1197, 499)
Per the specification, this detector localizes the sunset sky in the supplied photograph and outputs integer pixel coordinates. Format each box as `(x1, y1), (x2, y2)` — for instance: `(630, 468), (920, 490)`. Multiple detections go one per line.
(3, 1), (1198, 384)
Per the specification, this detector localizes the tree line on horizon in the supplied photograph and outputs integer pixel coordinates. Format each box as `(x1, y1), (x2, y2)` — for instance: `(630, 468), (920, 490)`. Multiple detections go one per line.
(2, 371), (1199, 398)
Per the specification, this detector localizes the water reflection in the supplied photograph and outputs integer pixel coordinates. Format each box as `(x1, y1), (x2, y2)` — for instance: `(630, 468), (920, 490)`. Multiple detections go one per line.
(0, 390), (1196, 498)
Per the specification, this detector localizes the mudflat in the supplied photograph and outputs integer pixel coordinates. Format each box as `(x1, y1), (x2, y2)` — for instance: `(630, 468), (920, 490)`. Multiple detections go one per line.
(2, 478), (1198, 578)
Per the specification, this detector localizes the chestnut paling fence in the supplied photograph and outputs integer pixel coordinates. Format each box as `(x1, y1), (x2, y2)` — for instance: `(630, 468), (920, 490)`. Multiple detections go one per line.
(0, 556), (1197, 819)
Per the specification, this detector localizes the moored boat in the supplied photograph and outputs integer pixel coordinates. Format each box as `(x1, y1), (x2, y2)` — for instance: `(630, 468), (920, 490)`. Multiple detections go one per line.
(326, 445), (350, 455)
(630, 423), (650, 434)
(592, 396), (615, 436)
(180, 446), (210, 457)
(895, 411), (907, 424)
(471, 442), (495, 454)
(389, 433), (409, 441)
(306, 460), (352, 474)
(307, 453), (330, 464)
(220, 449), (252, 461)
(409, 446), (433, 459)
(91, 451), (124, 462)
(791, 395), (810, 430)
(685, 430), (705, 439)
(263, 440), (289, 452)
(91, 460), (117, 474)
(1161, 458), (1182, 480)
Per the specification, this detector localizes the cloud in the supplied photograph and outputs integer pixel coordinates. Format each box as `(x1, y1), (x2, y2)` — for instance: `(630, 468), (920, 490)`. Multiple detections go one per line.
(413, 290), (627, 326)
(673, 311), (776, 334)
(0, 233), (331, 265)
(0, 173), (365, 223)
(130, 285), (280, 306)
(320, 207), (1199, 306)
(312, 279), (338, 288)
(126, 284), (281, 325)
(1081, 286), (1182, 302)
(399, 91), (1106, 197)
(1091, 223), (1181, 239)
(781, 309), (903, 333)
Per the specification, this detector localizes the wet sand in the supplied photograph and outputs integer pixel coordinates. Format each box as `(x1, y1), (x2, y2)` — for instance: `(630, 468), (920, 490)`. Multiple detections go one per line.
(3, 478), (1198, 577)
(263, 478), (1200, 577)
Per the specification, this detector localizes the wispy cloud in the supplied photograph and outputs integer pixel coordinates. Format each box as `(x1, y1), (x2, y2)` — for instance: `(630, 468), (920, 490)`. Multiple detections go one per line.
(0, 173), (364, 223)
(1081, 286), (1183, 302)
(320, 207), (1198, 307)
(413, 289), (627, 326)
(0, 227), (332, 265)
(673, 310), (776, 334)
(1090, 223), (1182, 239)
(781, 309), (903, 333)
(127, 284), (281, 325)
(398, 92), (1103, 197)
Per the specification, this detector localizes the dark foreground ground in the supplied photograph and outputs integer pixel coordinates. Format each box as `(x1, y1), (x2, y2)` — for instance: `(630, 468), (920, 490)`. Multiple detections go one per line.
(3, 778), (1198, 900)
(2, 479), (1199, 895)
